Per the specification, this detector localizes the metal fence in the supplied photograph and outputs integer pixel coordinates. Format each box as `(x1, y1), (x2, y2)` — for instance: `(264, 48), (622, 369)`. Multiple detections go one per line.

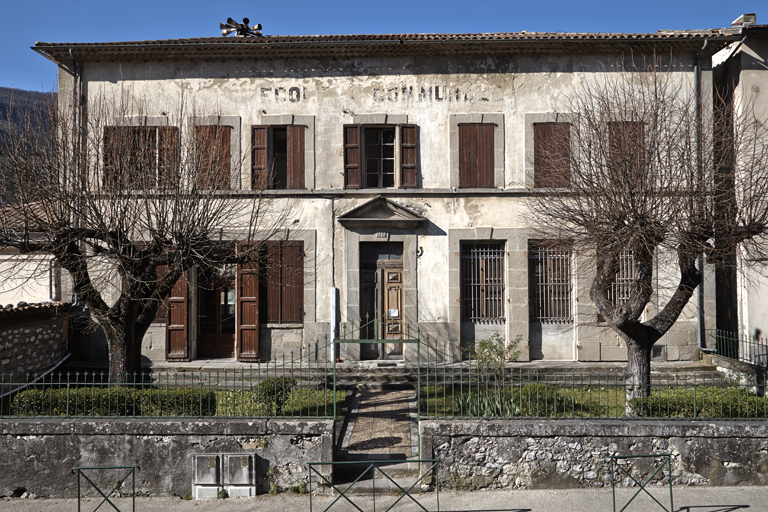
(421, 336), (768, 420)
(0, 338), (342, 419)
(708, 329), (768, 368)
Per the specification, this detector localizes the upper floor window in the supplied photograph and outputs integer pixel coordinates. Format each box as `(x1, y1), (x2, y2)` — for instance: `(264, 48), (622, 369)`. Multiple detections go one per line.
(458, 123), (494, 188)
(343, 124), (419, 189)
(533, 122), (571, 188)
(194, 125), (232, 189)
(608, 121), (645, 176)
(103, 125), (178, 190)
(251, 125), (305, 189)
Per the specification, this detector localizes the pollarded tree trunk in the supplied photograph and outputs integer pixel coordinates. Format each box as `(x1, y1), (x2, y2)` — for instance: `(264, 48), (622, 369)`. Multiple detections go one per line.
(625, 337), (652, 400)
(101, 299), (155, 380)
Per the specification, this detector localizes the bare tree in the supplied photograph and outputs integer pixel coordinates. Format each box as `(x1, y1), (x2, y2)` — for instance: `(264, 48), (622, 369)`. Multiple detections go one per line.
(529, 60), (768, 400)
(0, 92), (293, 378)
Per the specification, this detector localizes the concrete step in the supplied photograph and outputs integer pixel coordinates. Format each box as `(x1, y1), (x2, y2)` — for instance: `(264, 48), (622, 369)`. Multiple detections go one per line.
(333, 460), (423, 495)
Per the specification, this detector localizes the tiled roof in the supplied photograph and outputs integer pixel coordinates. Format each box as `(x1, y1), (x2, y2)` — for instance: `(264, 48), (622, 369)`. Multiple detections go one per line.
(34, 30), (738, 62)
(39, 30), (726, 45)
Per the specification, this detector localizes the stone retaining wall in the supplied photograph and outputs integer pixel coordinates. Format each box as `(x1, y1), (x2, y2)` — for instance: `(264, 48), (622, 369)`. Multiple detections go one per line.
(0, 418), (334, 498)
(420, 419), (768, 490)
(0, 305), (68, 377)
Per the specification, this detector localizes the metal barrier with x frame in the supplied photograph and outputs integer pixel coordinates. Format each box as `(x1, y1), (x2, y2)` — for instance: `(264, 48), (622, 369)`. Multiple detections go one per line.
(73, 465), (139, 512)
(606, 454), (674, 512)
(306, 459), (441, 512)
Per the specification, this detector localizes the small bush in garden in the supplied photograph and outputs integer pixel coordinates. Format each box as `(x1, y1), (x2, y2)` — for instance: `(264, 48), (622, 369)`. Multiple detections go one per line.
(255, 377), (297, 414)
(464, 333), (522, 379)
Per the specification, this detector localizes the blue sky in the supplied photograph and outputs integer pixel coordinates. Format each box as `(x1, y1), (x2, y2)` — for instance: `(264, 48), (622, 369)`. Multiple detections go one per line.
(0, 0), (762, 91)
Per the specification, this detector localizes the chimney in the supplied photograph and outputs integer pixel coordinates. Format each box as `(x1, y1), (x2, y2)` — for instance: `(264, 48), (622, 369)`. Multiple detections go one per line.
(732, 13), (757, 27)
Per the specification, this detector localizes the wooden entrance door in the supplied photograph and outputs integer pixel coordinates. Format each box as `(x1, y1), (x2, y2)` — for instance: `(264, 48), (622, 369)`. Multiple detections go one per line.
(381, 268), (404, 356)
(197, 264), (236, 359)
(359, 242), (404, 360)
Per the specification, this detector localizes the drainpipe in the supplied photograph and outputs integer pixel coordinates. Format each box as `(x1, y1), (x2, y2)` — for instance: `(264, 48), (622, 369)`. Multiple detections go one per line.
(68, 49), (83, 350)
(695, 41), (716, 354)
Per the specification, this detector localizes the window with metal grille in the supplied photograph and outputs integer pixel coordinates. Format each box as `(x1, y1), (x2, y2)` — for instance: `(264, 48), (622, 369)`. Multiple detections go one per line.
(461, 243), (505, 323)
(529, 244), (573, 323)
(598, 249), (636, 321)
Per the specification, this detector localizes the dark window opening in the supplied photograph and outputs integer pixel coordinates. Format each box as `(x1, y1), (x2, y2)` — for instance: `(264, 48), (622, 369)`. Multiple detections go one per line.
(271, 127), (288, 189)
(365, 127), (396, 188)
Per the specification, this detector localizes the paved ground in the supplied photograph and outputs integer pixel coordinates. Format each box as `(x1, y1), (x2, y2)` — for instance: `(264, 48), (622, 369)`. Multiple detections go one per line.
(342, 389), (416, 458)
(1, 486), (766, 511)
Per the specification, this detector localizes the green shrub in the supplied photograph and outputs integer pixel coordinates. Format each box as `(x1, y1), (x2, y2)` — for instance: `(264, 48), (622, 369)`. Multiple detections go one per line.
(453, 384), (574, 417)
(281, 388), (347, 417)
(629, 386), (768, 418)
(10, 387), (216, 417)
(140, 388), (217, 416)
(255, 377), (297, 414)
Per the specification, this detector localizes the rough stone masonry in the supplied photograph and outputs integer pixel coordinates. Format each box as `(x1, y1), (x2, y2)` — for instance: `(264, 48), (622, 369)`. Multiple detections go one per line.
(421, 419), (768, 490)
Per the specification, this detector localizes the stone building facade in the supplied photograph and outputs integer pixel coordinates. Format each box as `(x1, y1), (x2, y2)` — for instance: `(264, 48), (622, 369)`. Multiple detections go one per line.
(28, 21), (757, 365)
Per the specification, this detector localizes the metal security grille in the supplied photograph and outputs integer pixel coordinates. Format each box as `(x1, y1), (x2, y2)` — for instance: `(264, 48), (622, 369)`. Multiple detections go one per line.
(461, 243), (505, 323)
(607, 250), (635, 306)
(529, 245), (573, 323)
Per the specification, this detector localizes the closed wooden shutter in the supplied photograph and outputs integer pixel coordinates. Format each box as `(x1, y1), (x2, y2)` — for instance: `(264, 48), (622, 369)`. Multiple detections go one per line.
(237, 245), (260, 362)
(195, 125), (231, 189)
(265, 243), (282, 323)
(165, 271), (189, 361)
(251, 125), (268, 190)
(400, 124), (418, 188)
(287, 125), (305, 189)
(343, 124), (363, 189)
(459, 124), (494, 188)
(534, 123), (571, 188)
(103, 126), (121, 190)
(281, 242), (304, 323)
(158, 126), (179, 189)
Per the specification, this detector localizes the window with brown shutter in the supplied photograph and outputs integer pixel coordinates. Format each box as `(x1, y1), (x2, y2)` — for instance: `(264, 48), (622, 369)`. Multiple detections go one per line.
(459, 123), (494, 188)
(260, 241), (304, 324)
(158, 126), (179, 188)
(534, 122), (571, 188)
(104, 126), (176, 190)
(344, 124), (420, 189)
(609, 121), (645, 180)
(195, 125), (231, 189)
(251, 125), (305, 190)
